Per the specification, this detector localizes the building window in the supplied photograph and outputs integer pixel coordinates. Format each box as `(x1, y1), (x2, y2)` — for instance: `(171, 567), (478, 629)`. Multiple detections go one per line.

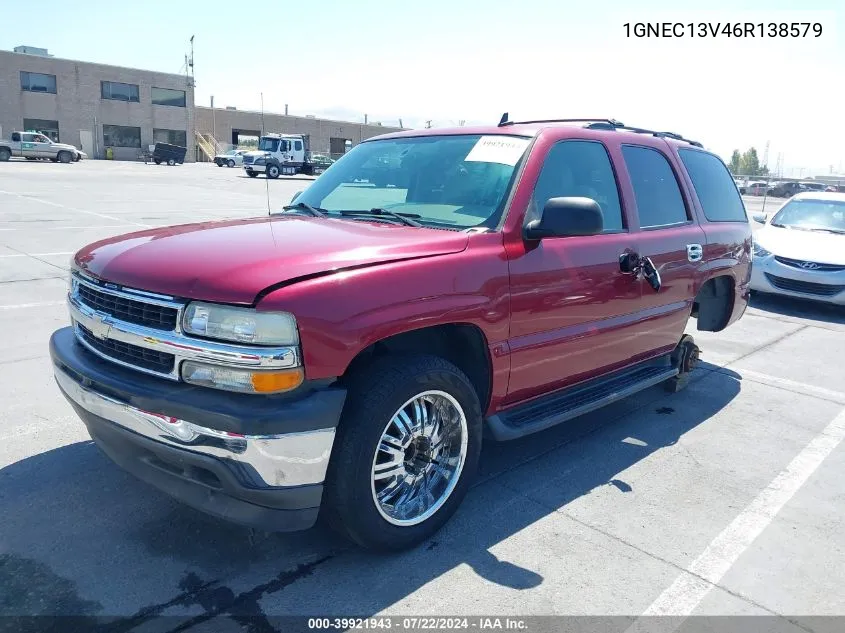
(103, 125), (141, 148)
(23, 119), (60, 142)
(20, 71), (57, 93)
(101, 81), (140, 102)
(153, 128), (187, 147)
(151, 87), (186, 107)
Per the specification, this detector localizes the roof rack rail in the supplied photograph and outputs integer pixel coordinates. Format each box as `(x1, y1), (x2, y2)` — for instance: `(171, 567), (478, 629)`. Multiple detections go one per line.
(498, 114), (624, 128)
(584, 121), (704, 148)
(495, 114), (703, 148)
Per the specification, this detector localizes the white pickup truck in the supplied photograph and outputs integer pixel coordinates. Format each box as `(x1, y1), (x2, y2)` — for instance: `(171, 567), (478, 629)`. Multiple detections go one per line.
(0, 131), (86, 163)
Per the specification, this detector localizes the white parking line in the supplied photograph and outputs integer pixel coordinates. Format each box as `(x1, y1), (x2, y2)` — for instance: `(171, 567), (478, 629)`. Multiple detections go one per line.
(0, 251), (74, 258)
(724, 367), (845, 404)
(0, 301), (66, 310)
(626, 405), (845, 628)
(0, 189), (150, 228)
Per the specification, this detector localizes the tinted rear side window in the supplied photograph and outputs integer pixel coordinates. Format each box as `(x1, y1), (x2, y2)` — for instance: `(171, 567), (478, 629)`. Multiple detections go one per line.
(678, 149), (747, 222)
(621, 145), (688, 228)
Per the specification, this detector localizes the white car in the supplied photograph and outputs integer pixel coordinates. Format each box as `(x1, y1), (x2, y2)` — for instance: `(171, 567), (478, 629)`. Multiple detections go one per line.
(750, 191), (845, 305)
(214, 149), (248, 168)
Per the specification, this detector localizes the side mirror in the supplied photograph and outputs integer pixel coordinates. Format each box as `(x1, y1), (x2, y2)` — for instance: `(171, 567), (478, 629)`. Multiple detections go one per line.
(290, 191), (303, 203)
(524, 197), (604, 240)
(752, 212), (767, 224)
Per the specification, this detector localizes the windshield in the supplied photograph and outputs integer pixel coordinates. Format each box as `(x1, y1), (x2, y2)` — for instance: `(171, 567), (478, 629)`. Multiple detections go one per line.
(771, 199), (845, 233)
(258, 137), (279, 152)
(293, 134), (531, 229)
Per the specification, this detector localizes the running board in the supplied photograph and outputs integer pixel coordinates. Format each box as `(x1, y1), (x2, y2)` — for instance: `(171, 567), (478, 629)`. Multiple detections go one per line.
(485, 355), (680, 441)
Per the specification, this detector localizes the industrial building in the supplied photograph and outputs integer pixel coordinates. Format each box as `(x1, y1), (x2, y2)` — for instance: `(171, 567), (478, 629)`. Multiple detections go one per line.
(1, 46), (405, 163)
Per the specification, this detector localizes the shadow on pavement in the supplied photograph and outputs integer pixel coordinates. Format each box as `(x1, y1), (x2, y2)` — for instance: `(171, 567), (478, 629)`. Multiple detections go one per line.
(750, 291), (845, 326)
(0, 363), (743, 628)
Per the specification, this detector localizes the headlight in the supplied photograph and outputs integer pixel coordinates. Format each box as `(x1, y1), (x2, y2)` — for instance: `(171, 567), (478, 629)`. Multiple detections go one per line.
(182, 361), (304, 394)
(182, 302), (299, 345)
(752, 242), (771, 258)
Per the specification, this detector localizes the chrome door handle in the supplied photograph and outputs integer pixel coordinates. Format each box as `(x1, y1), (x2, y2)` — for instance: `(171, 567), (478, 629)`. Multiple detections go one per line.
(687, 244), (703, 262)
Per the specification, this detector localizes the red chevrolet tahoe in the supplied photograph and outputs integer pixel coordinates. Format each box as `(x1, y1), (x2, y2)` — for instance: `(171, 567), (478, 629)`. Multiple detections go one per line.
(50, 117), (752, 551)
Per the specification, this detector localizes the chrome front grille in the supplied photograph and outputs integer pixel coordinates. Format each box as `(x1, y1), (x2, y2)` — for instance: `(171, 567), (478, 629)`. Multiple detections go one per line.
(243, 155), (254, 164)
(77, 323), (176, 373)
(77, 283), (178, 330)
(68, 271), (300, 381)
(774, 256), (845, 272)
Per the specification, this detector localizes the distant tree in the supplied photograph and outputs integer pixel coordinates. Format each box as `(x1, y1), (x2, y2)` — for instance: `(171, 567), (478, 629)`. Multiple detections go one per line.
(729, 147), (769, 177)
(728, 150), (742, 174)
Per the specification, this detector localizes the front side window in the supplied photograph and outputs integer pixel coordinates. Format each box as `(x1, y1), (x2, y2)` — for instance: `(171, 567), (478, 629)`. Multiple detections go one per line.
(152, 87), (186, 107)
(678, 148), (746, 222)
(293, 134), (530, 230)
(622, 145), (688, 228)
(103, 125), (141, 148)
(528, 140), (624, 232)
(20, 71), (56, 93)
(258, 137), (280, 152)
(770, 199), (845, 234)
(101, 81), (140, 102)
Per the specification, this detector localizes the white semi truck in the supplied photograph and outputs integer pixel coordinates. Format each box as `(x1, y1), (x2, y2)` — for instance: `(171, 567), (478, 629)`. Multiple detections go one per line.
(242, 133), (329, 178)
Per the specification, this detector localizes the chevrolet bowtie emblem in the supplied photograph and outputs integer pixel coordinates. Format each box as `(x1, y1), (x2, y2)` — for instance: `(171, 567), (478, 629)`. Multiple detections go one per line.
(89, 311), (112, 340)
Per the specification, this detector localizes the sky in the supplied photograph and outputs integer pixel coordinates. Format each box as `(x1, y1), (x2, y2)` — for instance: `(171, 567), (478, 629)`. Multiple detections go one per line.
(3, 0), (843, 175)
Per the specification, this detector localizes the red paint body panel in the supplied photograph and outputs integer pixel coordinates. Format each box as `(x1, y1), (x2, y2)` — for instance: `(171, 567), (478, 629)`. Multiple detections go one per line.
(257, 233), (512, 412)
(70, 122), (752, 418)
(74, 216), (469, 304)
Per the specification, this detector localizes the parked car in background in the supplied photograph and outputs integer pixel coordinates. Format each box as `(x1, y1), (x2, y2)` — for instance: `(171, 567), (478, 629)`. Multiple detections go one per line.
(50, 118), (752, 551)
(0, 131), (85, 163)
(214, 149), (248, 168)
(745, 181), (771, 196)
(750, 191), (845, 305)
(768, 181), (806, 198)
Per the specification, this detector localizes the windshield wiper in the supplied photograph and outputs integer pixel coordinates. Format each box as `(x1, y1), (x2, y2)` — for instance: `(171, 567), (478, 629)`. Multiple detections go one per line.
(280, 202), (328, 217)
(340, 208), (422, 227)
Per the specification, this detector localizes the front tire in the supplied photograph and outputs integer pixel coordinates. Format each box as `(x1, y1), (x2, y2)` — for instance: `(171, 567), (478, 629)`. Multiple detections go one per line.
(227, 159), (235, 168)
(323, 355), (482, 551)
(57, 151), (72, 164)
(266, 164), (280, 179)
(246, 170), (257, 178)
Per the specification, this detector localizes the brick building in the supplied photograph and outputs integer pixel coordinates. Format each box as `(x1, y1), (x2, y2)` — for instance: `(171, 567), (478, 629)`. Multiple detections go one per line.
(1, 46), (405, 162)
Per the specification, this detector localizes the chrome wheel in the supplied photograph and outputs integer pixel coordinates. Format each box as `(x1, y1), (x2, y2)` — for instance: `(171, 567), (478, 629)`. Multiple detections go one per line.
(371, 390), (468, 526)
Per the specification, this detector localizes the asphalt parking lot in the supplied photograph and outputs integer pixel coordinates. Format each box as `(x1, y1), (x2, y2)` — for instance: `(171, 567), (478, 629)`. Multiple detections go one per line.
(1, 160), (844, 632)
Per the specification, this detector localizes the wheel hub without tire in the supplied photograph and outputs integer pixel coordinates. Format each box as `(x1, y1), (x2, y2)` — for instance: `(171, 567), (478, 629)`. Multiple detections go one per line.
(371, 390), (468, 526)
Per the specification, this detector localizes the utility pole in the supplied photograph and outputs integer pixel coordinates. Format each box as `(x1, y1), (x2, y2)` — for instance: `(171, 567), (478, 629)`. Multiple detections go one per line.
(762, 140), (769, 174)
(260, 92), (265, 136)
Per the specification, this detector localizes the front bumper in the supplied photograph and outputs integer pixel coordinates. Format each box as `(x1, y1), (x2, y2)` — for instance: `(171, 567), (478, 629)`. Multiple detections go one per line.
(750, 257), (845, 305)
(244, 164), (266, 173)
(50, 327), (346, 532)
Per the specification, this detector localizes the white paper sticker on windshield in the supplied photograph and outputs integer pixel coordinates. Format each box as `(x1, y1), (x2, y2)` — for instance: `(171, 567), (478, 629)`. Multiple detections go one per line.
(464, 136), (530, 166)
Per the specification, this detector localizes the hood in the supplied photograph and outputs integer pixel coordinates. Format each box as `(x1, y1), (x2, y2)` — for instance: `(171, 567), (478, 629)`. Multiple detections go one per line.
(74, 216), (469, 304)
(756, 225), (845, 265)
(53, 143), (78, 151)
